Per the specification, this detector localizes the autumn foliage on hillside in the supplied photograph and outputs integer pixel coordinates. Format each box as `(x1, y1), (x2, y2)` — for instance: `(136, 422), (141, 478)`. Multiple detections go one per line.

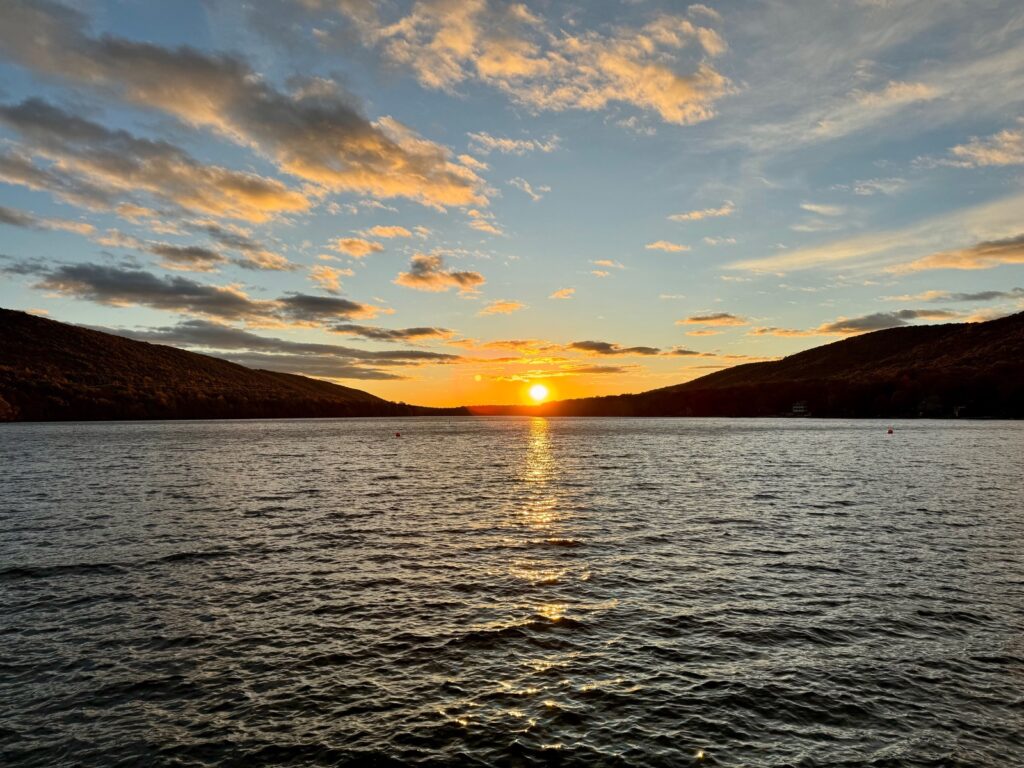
(0, 309), (456, 422)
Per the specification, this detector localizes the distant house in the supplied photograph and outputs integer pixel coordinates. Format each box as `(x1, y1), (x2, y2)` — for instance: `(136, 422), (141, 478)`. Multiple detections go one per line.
(791, 400), (809, 416)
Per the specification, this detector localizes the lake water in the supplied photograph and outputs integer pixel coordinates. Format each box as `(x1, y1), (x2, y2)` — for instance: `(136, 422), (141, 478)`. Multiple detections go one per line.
(1, 418), (1022, 766)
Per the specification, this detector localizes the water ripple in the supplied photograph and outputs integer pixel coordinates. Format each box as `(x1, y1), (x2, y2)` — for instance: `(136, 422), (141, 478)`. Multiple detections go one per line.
(1, 417), (1023, 766)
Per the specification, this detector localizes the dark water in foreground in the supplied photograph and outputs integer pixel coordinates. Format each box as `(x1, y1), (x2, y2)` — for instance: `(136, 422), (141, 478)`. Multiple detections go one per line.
(1, 418), (1023, 767)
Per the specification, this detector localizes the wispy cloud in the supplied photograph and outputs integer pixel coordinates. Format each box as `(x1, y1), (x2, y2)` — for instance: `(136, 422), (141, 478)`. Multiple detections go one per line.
(678, 312), (747, 326)
(730, 191), (1024, 273)
(0, 203), (94, 235)
(645, 240), (691, 253)
(569, 340), (660, 356)
(508, 177), (550, 202)
(893, 234), (1024, 273)
(668, 201), (734, 222)
(467, 132), (559, 155)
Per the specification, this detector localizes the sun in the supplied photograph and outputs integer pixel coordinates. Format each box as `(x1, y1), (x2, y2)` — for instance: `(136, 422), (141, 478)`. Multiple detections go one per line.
(529, 383), (549, 402)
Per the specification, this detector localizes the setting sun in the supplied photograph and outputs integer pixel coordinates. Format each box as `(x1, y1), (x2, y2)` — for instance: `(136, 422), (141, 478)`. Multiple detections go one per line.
(529, 384), (549, 402)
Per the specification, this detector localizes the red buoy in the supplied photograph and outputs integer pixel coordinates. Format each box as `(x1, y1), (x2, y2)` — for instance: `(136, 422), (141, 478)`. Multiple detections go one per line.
(395, 432), (401, 437)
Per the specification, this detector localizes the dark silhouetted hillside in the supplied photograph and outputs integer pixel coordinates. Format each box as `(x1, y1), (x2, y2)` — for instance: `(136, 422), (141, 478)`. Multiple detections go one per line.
(474, 312), (1024, 418)
(0, 309), (461, 421)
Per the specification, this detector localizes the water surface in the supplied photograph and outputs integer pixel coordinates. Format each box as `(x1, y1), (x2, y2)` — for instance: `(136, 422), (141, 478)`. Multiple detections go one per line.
(1, 418), (1022, 766)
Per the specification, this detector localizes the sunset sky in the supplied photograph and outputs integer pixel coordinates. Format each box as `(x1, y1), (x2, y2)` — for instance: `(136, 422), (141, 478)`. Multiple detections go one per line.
(1, 0), (1022, 406)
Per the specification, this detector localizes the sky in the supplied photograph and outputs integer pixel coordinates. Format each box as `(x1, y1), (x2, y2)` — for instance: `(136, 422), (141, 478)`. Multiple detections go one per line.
(1, 0), (1023, 407)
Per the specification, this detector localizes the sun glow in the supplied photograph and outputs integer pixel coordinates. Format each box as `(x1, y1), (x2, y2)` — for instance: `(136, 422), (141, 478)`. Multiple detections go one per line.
(529, 383), (549, 402)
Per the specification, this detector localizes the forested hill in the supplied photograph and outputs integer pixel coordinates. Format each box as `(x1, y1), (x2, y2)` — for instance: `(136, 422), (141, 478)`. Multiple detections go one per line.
(0, 309), (459, 421)
(474, 312), (1024, 418)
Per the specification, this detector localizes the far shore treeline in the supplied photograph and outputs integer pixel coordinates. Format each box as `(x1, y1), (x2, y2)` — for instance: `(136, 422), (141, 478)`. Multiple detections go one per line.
(1, 308), (1022, 422)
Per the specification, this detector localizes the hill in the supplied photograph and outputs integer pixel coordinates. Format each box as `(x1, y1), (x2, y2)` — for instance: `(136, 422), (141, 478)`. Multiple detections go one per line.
(0, 309), (459, 421)
(473, 312), (1024, 418)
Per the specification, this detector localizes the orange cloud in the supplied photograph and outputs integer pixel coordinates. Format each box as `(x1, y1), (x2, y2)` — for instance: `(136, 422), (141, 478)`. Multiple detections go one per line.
(364, 225), (412, 238)
(946, 123), (1024, 167)
(549, 287), (575, 299)
(0, 100), (310, 223)
(309, 265), (353, 293)
(894, 234), (1024, 273)
(668, 200), (735, 222)
(0, 4), (487, 209)
(332, 237), (384, 258)
(645, 240), (690, 252)
(479, 299), (526, 316)
(334, 3), (730, 126)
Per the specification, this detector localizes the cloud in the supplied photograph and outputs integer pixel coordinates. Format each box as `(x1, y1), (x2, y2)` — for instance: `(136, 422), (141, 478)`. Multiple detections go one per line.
(22, 261), (277, 321)
(104, 319), (460, 380)
(645, 240), (690, 253)
(0, 149), (117, 210)
(945, 122), (1024, 167)
(331, 324), (454, 342)
(688, 4), (722, 23)
(886, 287), (1024, 303)
(478, 299), (526, 316)
(549, 287), (575, 299)
(508, 177), (549, 201)
(467, 212), (503, 235)
(276, 294), (382, 322)
(148, 243), (226, 273)
(703, 236), (736, 245)
(569, 340), (660, 356)
(467, 132), (559, 154)
(0, 2), (486, 209)
(894, 234), (1024, 273)
(685, 329), (721, 336)
(457, 153), (488, 171)
(566, 365), (633, 375)
(800, 202), (845, 216)
(93, 220), (291, 272)
(187, 220), (291, 270)
(0, 203), (94, 235)
(0, 99), (310, 223)
(803, 81), (940, 143)
(331, 237), (384, 258)
(816, 309), (958, 334)
(328, 4), (730, 125)
(730, 191), (1024, 273)
(668, 201), (734, 222)
(592, 259), (624, 269)
(394, 253), (485, 293)
(591, 270), (610, 278)
(666, 346), (703, 356)
(4, 259), (381, 323)
(309, 265), (352, 293)
(363, 225), (412, 238)
(678, 312), (747, 326)
(747, 326), (820, 338)
(847, 177), (908, 196)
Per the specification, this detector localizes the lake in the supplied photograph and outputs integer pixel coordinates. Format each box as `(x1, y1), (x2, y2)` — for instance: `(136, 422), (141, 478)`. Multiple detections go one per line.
(1, 418), (1022, 766)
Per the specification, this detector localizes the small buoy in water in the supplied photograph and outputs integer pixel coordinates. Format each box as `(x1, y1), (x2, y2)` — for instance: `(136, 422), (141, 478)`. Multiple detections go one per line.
(887, 426), (894, 435)
(395, 432), (401, 438)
